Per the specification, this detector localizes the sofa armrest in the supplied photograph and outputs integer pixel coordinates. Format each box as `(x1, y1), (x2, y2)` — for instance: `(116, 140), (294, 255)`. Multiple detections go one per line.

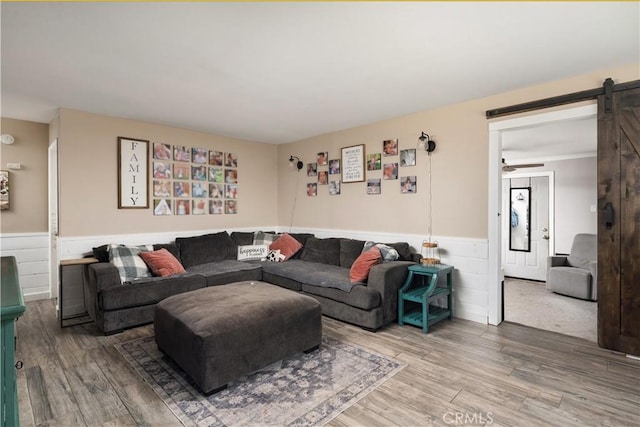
(589, 261), (598, 301)
(367, 261), (414, 326)
(87, 263), (122, 293)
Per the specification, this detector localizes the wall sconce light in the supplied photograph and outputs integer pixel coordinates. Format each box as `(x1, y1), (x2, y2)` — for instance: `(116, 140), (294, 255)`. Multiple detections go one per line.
(289, 155), (303, 171)
(1, 134), (15, 145)
(417, 132), (436, 154)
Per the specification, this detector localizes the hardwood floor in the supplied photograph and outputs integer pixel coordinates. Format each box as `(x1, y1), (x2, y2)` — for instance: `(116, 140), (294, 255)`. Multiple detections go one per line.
(17, 299), (640, 426)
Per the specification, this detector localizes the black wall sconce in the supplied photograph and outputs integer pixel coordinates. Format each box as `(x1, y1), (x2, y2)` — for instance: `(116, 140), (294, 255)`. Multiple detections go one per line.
(417, 132), (436, 154)
(289, 155), (303, 171)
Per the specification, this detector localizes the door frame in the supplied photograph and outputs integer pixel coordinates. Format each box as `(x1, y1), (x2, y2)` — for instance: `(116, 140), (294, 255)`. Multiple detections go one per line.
(48, 138), (59, 300)
(501, 172), (554, 279)
(487, 104), (596, 325)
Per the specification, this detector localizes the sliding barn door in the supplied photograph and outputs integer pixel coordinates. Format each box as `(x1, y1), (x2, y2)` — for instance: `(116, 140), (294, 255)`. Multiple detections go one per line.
(597, 85), (640, 355)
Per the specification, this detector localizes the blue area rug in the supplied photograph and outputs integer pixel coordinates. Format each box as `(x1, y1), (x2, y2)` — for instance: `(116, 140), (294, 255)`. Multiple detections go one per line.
(116, 335), (406, 426)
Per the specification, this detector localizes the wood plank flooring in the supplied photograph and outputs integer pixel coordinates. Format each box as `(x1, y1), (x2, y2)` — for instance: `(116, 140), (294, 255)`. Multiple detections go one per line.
(17, 299), (640, 426)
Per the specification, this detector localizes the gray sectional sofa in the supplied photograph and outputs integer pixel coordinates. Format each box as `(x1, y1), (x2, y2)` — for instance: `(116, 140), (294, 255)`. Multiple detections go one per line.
(85, 231), (416, 334)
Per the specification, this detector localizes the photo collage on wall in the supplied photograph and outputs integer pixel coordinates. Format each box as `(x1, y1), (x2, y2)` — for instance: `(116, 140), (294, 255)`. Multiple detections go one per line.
(308, 138), (416, 197)
(152, 143), (238, 216)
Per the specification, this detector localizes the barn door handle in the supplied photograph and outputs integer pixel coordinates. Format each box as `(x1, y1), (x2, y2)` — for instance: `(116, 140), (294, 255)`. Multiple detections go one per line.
(604, 203), (614, 229)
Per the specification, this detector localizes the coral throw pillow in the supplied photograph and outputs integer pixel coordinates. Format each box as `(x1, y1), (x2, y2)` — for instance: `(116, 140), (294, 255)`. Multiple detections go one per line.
(269, 233), (303, 261)
(139, 248), (186, 277)
(349, 246), (382, 283)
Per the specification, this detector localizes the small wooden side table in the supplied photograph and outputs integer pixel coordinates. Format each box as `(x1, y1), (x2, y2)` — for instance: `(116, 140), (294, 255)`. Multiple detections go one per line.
(59, 257), (98, 328)
(398, 263), (454, 333)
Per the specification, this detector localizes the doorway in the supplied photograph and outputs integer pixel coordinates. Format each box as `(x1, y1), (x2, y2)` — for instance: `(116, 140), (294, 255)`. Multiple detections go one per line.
(48, 139), (59, 304)
(487, 104), (597, 325)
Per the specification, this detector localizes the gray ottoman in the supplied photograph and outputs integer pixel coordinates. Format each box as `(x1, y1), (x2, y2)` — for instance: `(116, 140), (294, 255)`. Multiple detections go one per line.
(154, 281), (322, 394)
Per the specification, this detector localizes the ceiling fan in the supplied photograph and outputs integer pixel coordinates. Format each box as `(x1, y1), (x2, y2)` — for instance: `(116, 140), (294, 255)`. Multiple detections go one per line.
(502, 158), (544, 172)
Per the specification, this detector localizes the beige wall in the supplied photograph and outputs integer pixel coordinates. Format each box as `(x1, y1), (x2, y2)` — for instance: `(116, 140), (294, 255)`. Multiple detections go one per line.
(57, 109), (278, 237)
(0, 118), (50, 233)
(278, 63), (639, 239)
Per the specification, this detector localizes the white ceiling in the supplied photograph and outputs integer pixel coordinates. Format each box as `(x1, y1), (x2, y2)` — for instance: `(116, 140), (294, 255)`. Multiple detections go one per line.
(1, 2), (638, 144)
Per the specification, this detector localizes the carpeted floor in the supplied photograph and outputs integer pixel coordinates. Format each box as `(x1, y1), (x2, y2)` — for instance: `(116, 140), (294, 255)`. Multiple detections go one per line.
(504, 277), (597, 342)
(116, 334), (406, 427)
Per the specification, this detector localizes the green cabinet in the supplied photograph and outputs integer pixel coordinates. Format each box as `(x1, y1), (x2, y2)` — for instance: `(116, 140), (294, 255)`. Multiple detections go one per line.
(398, 263), (453, 333)
(1, 256), (25, 427)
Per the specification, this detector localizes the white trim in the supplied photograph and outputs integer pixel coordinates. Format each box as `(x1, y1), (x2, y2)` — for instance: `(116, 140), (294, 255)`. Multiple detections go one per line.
(0, 232), (50, 300)
(487, 103), (596, 326)
(509, 152), (596, 165)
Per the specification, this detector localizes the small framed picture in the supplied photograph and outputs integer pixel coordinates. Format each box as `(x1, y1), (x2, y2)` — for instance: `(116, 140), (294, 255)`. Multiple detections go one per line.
(307, 163), (317, 176)
(153, 199), (172, 216)
(174, 181), (190, 198)
(175, 199), (190, 215)
(225, 152), (238, 168)
(329, 159), (340, 175)
(367, 153), (381, 171)
(192, 182), (208, 198)
(383, 163), (398, 180)
(0, 170), (8, 210)
(329, 180), (341, 195)
(153, 180), (171, 197)
(401, 176), (417, 193)
(317, 152), (328, 166)
(225, 184), (238, 199)
(173, 145), (190, 162)
(192, 199), (207, 215)
(173, 164), (189, 180)
(225, 169), (238, 183)
(367, 179), (381, 195)
(209, 167), (223, 182)
(191, 165), (207, 181)
(210, 199), (224, 214)
(153, 143), (172, 160)
(318, 171), (328, 185)
(400, 149), (416, 167)
(192, 148), (208, 164)
(209, 151), (223, 166)
(209, 183), (224, 198)
(153, 162), (172, 179)
(383, 139), (398, 156)
(225, 200), (238, 214)
(307, 183), (317, 196)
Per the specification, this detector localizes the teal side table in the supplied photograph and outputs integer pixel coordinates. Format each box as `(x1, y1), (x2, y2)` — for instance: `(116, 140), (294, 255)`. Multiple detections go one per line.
(1, 256), (26, 427)
(398, 263), (453, 333)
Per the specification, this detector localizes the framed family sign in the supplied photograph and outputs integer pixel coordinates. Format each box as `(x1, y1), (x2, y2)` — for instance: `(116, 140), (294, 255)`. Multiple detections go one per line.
(341, 144), (365, 183)
(118, 136), (149, 209)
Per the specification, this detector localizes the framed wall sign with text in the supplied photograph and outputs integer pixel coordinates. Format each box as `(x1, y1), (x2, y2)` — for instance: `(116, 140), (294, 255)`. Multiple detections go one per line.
(341, 144), (365, 183)
(118, 136), (149, 209)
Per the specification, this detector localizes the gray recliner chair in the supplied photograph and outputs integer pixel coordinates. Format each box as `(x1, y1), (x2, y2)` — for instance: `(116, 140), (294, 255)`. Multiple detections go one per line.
(546, 233), (597, 301)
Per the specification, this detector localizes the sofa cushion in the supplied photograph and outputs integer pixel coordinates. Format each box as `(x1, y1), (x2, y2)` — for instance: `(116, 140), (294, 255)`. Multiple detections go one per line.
(230, 231), (255, 246)
(153, 243), (180, 260)
(387, 242), (412, 261)
(100, 273), (206, 311)
(261, 259), (354, 292)
(287, 233), (315, 259)
(300, 238), (341, 266)
(139, 249), (186, 277)
(301, 283), (380, 310)
(350, 246), (382, 283)
(92, 244), (110, 263)
(108, 244), (154, 283)
(340, 239), (366, 268)
(186, 260), (262, 286)
(176, 232), (237, 268)
(270, 233), (303, 260)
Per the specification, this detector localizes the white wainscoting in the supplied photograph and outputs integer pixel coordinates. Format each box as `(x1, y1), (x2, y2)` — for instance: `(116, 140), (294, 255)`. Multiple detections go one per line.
(0, 233), (50, 300)
(58, 226), (489, 324)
